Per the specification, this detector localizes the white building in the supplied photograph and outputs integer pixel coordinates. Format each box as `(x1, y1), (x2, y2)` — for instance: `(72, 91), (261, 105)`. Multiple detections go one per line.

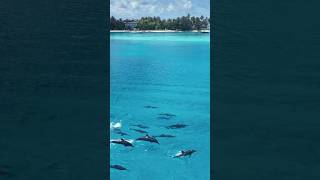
(124, 20), (138, 30)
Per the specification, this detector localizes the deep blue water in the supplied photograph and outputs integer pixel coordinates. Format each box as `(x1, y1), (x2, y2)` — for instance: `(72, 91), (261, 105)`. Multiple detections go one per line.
(110, 32), (210, 180)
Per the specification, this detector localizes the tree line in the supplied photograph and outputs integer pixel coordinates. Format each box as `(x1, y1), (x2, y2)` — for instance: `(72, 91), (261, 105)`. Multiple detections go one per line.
(110, 14), (210, 31)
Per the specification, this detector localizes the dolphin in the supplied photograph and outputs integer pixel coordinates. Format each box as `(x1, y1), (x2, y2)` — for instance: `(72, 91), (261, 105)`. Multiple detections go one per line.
(166, 124), (188, 129)
(111, 138), (133, 147)
(136, 134), (159, 144)
(173, 150), (196, 158)
(157, 116), (172, 120)
(144, 105), (158, 109)
(114, 130), (128, 136)
(158, 113), (176, 117)
(131, 124), (149, 129)
(130, 128), (148, 134)
(155, 134), (176, 138)
(110, 165), (127, 170)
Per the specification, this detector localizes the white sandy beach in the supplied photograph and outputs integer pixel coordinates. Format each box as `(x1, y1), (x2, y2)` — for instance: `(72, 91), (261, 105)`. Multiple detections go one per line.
(110, 30), (210, 33)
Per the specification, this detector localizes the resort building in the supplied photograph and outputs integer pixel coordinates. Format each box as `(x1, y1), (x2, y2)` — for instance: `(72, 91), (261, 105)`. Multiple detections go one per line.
(124, 20), (138, 30)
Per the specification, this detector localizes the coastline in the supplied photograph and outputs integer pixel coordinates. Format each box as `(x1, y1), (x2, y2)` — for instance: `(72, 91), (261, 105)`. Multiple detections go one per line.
(110, 30), (210, 33)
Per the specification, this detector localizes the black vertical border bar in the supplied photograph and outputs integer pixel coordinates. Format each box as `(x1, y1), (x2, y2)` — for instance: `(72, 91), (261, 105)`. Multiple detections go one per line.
(212, 1), (320, 179)
(1, 0), (109, 179)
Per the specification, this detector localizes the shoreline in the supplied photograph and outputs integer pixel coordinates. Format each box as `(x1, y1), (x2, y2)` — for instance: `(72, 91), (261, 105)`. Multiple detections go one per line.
(110, 30), (210, 33)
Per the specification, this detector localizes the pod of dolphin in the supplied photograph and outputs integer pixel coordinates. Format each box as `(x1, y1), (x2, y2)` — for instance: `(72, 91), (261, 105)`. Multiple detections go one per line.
(110, 105), (196, 171)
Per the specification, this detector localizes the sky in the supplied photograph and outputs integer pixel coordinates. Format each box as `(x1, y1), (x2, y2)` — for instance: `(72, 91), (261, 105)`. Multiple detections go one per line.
(110, 0), (210, 19)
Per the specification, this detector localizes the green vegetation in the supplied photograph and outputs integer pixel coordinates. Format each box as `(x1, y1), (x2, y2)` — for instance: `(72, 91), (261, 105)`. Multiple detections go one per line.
(110, 14), (210, 31)
(110, 17), (126, 30)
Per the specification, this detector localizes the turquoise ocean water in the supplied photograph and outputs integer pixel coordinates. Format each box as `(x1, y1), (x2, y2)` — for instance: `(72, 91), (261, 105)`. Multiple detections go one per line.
(110, 32), (210, 180)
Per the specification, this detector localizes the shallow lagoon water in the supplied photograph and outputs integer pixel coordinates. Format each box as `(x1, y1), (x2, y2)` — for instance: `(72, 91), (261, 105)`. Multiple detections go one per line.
(110, 32), (210, 180)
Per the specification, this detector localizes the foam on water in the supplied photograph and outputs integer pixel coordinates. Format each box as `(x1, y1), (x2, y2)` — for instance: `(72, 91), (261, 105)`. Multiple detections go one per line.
(110, 121), (122, 130)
